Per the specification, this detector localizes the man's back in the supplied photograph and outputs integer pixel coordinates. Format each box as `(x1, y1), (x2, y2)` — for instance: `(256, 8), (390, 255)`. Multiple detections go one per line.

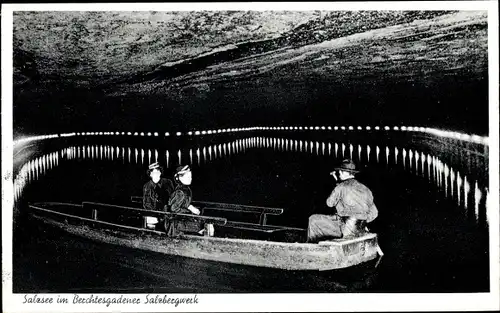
(327, 178), (378, 222)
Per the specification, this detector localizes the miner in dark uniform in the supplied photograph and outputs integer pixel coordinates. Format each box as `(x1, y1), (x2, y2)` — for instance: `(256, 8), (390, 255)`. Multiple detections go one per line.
(142, 162), (174, 229)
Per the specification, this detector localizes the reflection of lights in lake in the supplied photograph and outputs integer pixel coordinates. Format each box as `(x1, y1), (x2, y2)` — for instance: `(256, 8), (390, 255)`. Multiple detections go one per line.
(450, 168), (455, 198)
(457, 173), (462, 205)
(427, 154), (432, 181)
(485, 188), (490, 225)
(14, 130), (487, 226)
(409, 150), (413, 172)
(415, 152), (420, 176)
(435, 159), (441, 188)
(421, 152), (426, 176)
(432, 156), (437, 184)
(474, 181), (481, 222)
(444, 164), (449, 197)
(464, 177), (470, 212)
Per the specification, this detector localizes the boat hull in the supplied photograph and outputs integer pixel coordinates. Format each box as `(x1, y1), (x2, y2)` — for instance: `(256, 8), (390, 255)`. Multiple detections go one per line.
(31, 213), (380, 271)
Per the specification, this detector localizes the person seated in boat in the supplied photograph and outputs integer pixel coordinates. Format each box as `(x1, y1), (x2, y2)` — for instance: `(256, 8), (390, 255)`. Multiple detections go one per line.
(142, 162), (174, 229)
(307, 159), (378, 243)
(164, 165), (207, 236)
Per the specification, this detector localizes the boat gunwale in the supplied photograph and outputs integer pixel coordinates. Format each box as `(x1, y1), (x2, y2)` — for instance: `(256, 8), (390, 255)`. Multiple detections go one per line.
(29, 203), (378, 250)
(29, 202), (303, 234)
(29, 204), (166, 235)
(31, 214), (381, 270)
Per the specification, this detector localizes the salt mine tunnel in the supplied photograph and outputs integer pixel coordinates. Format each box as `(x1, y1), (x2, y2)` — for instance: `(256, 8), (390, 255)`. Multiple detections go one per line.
(9, 9), (495, 295)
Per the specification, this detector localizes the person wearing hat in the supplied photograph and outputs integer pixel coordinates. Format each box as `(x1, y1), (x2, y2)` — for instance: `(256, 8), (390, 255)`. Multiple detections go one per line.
(164, 165), (205, 236)
(307, 159), (378, 242)
(142, 162), (174, 229)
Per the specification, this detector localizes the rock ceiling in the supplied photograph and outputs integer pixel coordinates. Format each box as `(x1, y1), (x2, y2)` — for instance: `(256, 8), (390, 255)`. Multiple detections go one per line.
(12, 10), (489, 133)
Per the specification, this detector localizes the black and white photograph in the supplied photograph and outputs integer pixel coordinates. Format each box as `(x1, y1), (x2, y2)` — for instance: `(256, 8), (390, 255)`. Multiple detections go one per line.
(2, 1), (499, 312)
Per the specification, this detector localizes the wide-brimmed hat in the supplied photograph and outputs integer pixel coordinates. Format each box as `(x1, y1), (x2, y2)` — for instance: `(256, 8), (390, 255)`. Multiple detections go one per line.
(147, 162), (163, 175)
(333, 159), (359, 173)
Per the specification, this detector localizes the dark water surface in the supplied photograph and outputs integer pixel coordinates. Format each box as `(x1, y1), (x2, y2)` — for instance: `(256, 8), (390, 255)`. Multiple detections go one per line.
(12, 137), (489, 293)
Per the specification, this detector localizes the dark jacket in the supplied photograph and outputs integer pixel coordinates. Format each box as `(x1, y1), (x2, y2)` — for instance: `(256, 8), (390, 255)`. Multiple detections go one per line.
(164, 182), (201, 237)
(142, 178), (174, 211)
(168, 183), (193, 214)
(326, 178), (378, 222)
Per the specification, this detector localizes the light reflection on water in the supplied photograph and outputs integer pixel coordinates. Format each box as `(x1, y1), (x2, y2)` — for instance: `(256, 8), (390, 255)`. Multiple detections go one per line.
(14, 136), (488, 225)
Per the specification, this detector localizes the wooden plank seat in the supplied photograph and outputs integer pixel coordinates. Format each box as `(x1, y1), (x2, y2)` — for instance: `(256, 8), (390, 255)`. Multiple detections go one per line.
(130, 196), (284, 226)
(82, 202), (227, 226)
(223, 221), (304, 232)
(216, 221), (307, 243)
(193, 201), (283, 215)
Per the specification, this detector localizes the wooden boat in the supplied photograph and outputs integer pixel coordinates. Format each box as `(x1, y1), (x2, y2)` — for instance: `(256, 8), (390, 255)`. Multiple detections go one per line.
(28, 199), (383, 271)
